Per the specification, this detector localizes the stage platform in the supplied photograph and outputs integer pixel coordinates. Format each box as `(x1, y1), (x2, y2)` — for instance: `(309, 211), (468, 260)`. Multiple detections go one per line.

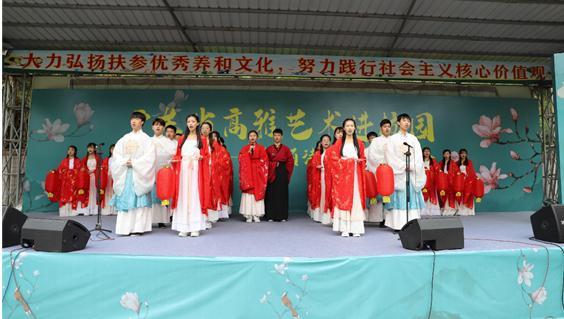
(3, 212), (563, 319)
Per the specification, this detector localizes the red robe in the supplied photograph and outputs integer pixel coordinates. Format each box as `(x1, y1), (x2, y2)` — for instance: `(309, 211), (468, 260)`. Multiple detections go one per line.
(171, 136), (211, 215)
(457, 159), (478, 209)
(323, 144), (339, 214)
(307, 150), (322, 210)
(329, 139), (366, 212)
(423, 159), (439, 206)
(79, 154), (101, 207)
(99, 157), (112, 209)
(210, 141), (232, 210)
(221, 146), (233, 206)
(266, 144), (294, 184)
(438, 159), (459, 209)
(238, 143), (269, 201)
(57, 157), (82, 209)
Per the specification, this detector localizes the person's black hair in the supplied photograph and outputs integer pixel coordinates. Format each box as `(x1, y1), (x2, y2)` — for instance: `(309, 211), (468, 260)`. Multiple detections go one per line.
(457, 148), (469, 166)
(248, 130), (259, 139)
(367, 131), (378, 140)
(66, 145), (78, 158)
(396, 113), (411, 122)
(108, 144), (115, 157)
(165, 125), (177, 133)
(340, 118), (360, 158)
(380, 119), (391, 127)
(152, 118), (166, 127)
(180, 114), (203, 150)
(130, 111), (146, 124)
(422, 146), (436, 166)
(219, 136), (226, 148)
(441, 149), (451, 171)
(332, 126), (343, 145)
(273, 128), (283, 136)
(319, 134), (331, 155)
(201, 122), (213, 133)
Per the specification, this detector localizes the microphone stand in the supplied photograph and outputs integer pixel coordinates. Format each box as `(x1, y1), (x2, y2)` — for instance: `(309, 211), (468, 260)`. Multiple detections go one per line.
(89, 143), (113, 240)
(404, 143), (412, 225)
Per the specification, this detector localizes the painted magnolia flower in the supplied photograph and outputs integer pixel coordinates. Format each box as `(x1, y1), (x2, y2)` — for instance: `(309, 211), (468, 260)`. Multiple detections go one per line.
(557, 83), (564, 99)
(450, 151), (459, 163)
(274, 263), (288, 275)
(73, 103), (94, 126)
(36, 118), (70, 142)
(32, 270), (40, 277)
(478, 162), (508, 194)
(120, 292), (140, 314)
(283, 257), (292, 264)
(259, 294), (267, 304)
(517, 260), (534, 287)
(174, 90), (188, 104)
(531, 287), (547, 305)
(510, 150), (520, 160)
(510, 108), (519, 121)
(301, 274), (309, 281)
(472, 115), (513, 148)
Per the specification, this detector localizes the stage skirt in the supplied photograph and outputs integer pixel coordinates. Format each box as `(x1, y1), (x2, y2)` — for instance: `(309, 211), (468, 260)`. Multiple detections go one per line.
(457, 202), (475, 216)
(110, 169), (153, 235)
(264, 165), (290, 221)
(101, 182), (116, 216)
(172, 157), (207, 233)
(384, 185), (424, 230)
(59, 203), (78, 217)
(332, 166), (365, 234)
(239, 193), (265, 218)
(78, 173), (98, 216)
(421, 200), (441, 216)
(365, 199), (384, 223)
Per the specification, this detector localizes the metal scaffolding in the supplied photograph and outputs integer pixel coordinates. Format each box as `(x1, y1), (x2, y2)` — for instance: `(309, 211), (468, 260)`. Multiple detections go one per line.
(2, 74), (32, 208)
(533, 86), (560, 205)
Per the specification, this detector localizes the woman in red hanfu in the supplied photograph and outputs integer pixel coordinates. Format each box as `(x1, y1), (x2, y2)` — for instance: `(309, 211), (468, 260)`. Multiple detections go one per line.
(200, 122), (217, 226)
(57, 145), (82, 217)
(322, 127), (344, 222)
(78, 142), (101, 216)
(456, 148), (477, 216)
(438, 149), (459, 216)
(238, 130), (269, 223)
(330, 119), (366, 237)
(171, 114), (211, 237)
(421, 147), (441, 216)
(210, 131), (232, 220)
(307, 141), (322, 219)
(101, 144), (116, 216)
(219, 136), (234, 217)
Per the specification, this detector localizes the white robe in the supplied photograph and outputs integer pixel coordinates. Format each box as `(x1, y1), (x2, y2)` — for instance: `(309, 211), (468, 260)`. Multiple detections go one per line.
(365, 136), (389, 223)
(384, 132), (426, 230)
(111, 130), (156, 235)
(151, 135), (177, 224)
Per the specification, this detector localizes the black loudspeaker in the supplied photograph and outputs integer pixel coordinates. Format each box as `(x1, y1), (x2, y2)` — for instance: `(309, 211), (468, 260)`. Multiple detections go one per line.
(530, 205), (564, 243)
(399, 217), (464, 251)
(21, 218), (90, 252)
(3, 206), (28, 248)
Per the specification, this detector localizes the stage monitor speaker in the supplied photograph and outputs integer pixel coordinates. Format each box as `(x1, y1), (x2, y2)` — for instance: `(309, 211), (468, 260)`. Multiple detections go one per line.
(3, 206), (28, 248)
(21, 218), (90, 252)
(399, 217), (464, 251)
(530, 205), (564, 243)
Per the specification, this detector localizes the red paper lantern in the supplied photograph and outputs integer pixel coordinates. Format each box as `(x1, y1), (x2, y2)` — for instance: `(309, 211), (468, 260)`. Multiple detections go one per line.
(376, 164), (394, 203)
(157, 166), (175, 206)
(45, 170), (60, 202)
(474, 178), (485, 203)
(364, 170), (377, 199)
(436, 172), (449, 198)
(77, 168), (90, 196)
(453, 173), (465, 198)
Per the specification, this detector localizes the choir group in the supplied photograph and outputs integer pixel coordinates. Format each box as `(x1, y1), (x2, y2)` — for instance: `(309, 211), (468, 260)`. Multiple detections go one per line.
(44, 111), (482, 238)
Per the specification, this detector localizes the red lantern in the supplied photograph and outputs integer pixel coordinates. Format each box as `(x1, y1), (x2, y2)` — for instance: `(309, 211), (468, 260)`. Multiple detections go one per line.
(436, 172), (449, 198)
(77, 168), (90, 196)
(45, 170), (60, 202)
(376, 164), (394, 203)
(364, 170), (377, 199)
(474, 178), (485, 203)
(453, 173), (465, 198)
(157, 166), (175, 206)
(422, 169), (434, 201)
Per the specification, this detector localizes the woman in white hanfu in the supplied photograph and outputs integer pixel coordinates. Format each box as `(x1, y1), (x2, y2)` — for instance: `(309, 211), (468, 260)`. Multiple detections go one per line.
(110, 112), (156, 236)
(384, 113), (426, 231)
(150, 118), (177, 228)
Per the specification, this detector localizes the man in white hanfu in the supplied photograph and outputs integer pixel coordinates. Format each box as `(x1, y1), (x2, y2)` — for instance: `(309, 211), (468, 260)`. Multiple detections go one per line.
(384, 113), (426, 231)
(110, 112), (156, 236)
(366, 119), (393, 226)
(151, 118), (177, 228)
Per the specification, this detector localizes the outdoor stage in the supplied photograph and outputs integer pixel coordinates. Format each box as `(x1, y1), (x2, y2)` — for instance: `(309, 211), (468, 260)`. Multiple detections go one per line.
(3, 212), (563, 319)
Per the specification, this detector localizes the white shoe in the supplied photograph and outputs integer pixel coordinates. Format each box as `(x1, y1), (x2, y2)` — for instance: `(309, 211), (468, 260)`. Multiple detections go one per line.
(190, 231), (200, 237)
(353, 233), (361, 237)
(178, 232), (188, 237)
(253, 216), (260, 223)
(206, 222), (212, 229)
(268, 219), (274, 222)
(281, 219), (287, 222)
(246, 217), (252, 223)
(341, 232), (349, 237)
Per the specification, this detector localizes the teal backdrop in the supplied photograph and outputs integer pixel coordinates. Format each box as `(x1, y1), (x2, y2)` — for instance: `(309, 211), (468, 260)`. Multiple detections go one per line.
(24, 88), (542, 213)
(554, 53), (564, 203)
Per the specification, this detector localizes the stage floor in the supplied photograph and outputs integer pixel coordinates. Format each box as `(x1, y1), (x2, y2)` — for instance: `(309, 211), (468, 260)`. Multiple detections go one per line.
(8, 211), (561, 258)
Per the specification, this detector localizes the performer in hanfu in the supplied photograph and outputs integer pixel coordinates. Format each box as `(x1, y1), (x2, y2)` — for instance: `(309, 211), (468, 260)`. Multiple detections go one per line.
(438, 149), (459, 216)
(330, 119), (366, 237)
(210, 131), (232, 220)
(171, 114), (210, 237)
(57, 145), (82, 217)
(264, 128), (295, 222)
(420, 147), (441, 216)
(366, 119), (392, 226)
(384, 113), (426, 231)
(110, 112), (156, 236)
(101, 144), (117, 216)
(78, 142), (101, 216)
(456, 148), (477, 216)
(165, 124), (177, 142)
(151, 118), (177, 228)
(322, 127), (343, 223)
(238, 130), (269, 223)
